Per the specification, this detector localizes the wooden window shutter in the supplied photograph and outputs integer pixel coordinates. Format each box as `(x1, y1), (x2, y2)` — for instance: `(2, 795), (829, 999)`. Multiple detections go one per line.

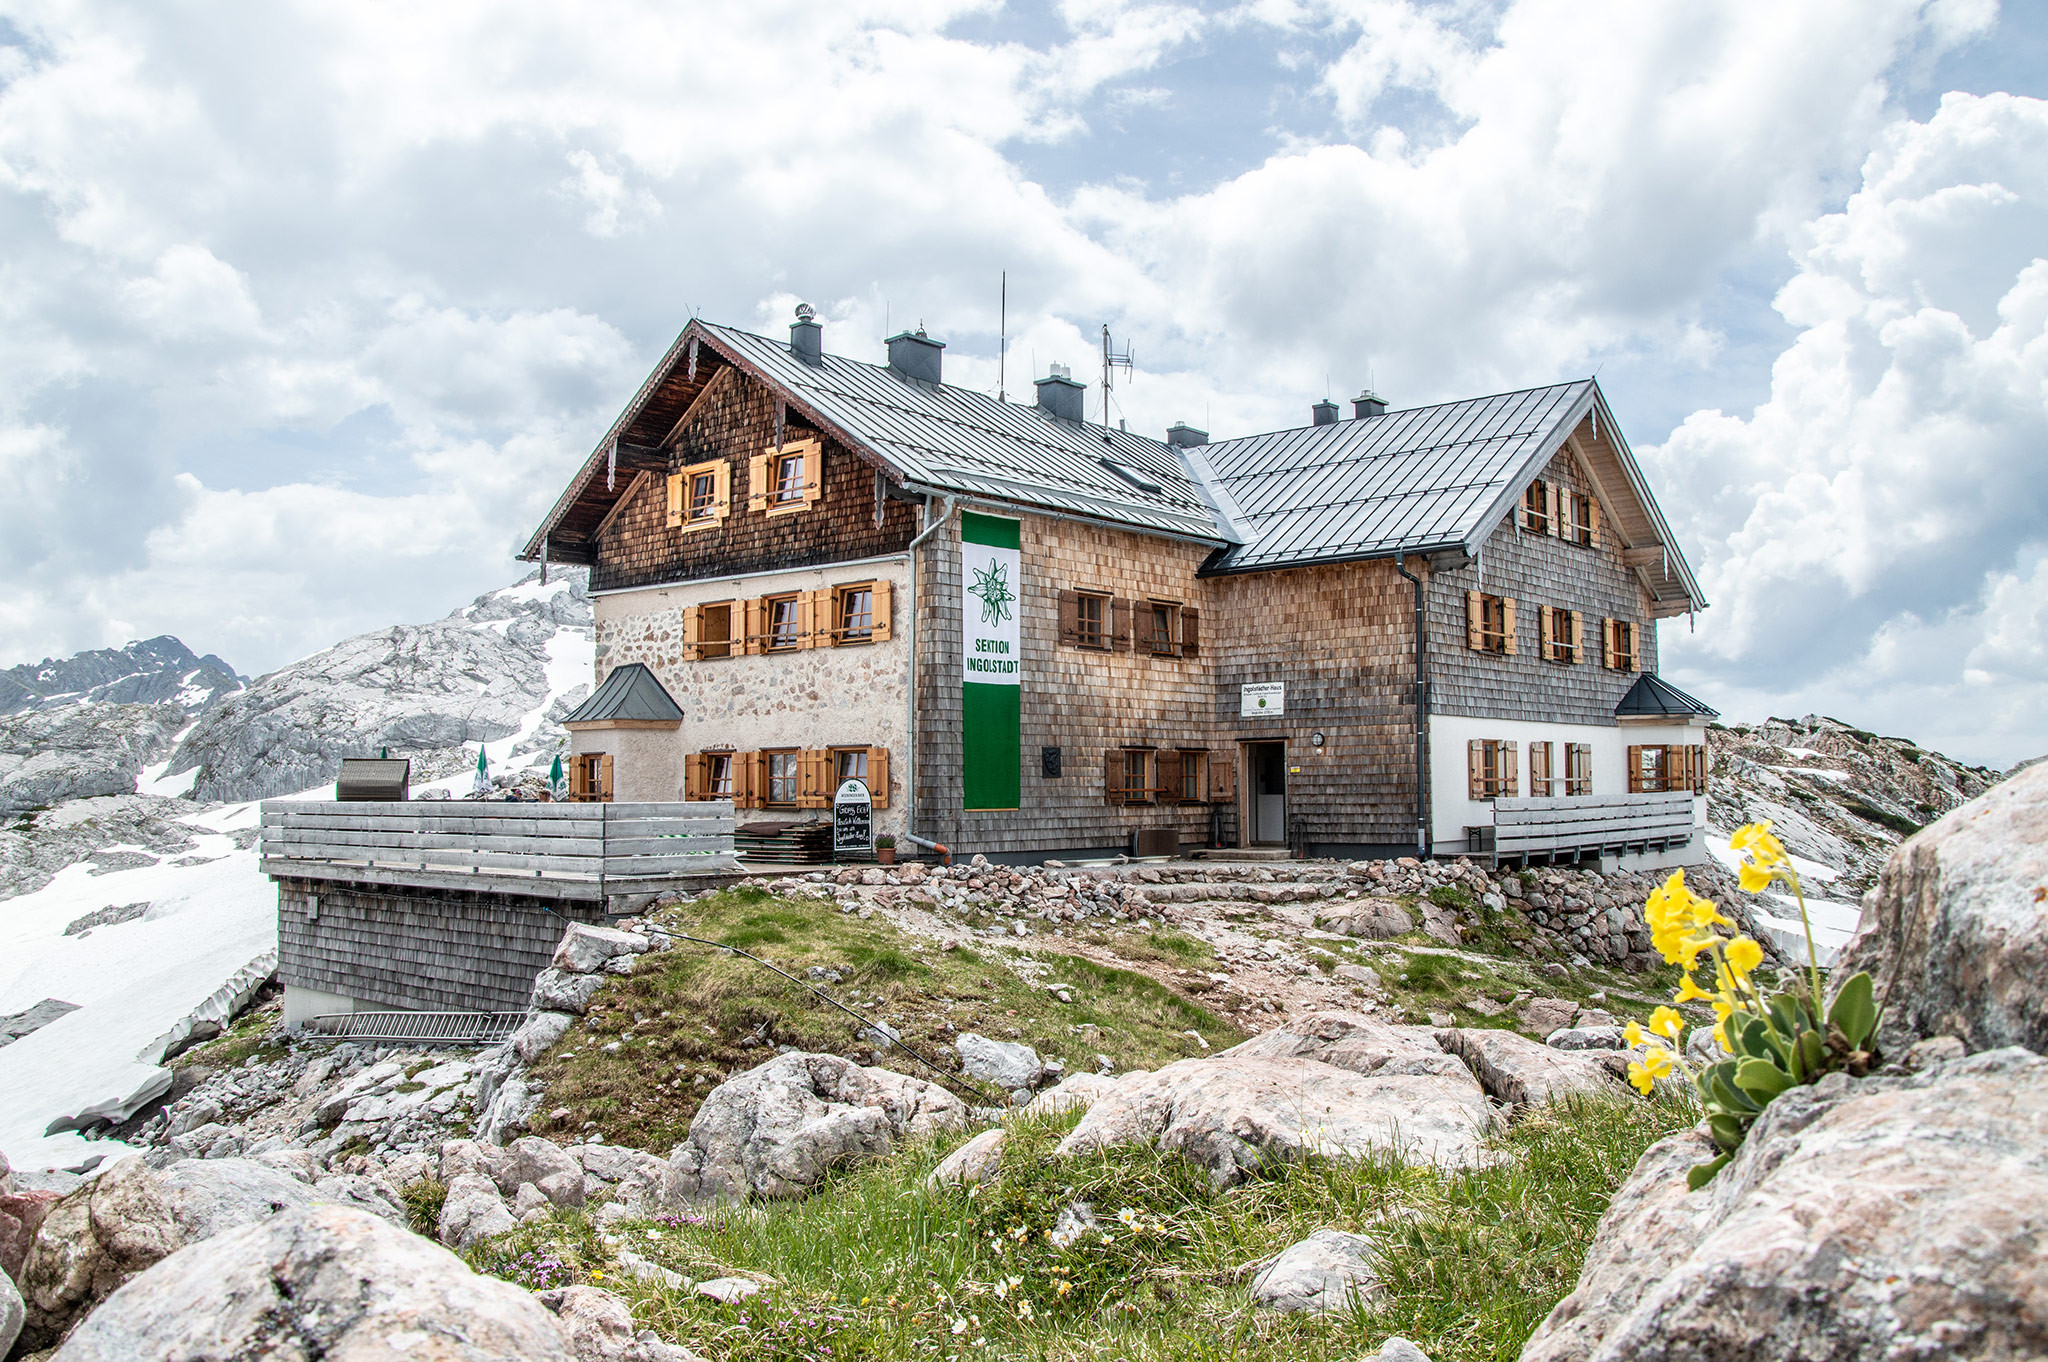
(1466, 590), (1484, 650)
(1547, 482), (1562, 536)
(1501, 598), (1518, 655)
(684, 753), (705, 800)
(1693, 744), (1708, 795)
(598, 754), (614, 802)
(802, 589), (832, 648)
(747, 452), (771, 513)
(1587, 497), (1601, 547)
(1105, 749), (1123, 805)
(1110, 599), (1131, 652)
(570, 757), (589, 799)
(1468, 740), (1486, 800)
(1538, 606), (1554, 660)
(802, 441), (824, 509)
(1181, 606), (1200, 657)
(1207, 750), (1236, 803)
(666, 473), (684, 528)
(1057, 589), (1080, 647)
(1156, 751), (1182, 803)
(870, 580), (893, 642)
(1627, 745), (1646, 794)
(745, 751), (768, 808)
(682, 605), (701, 662)
(797, 750), (830, 808)
(866, 746), (890, 809)
(1500, 741), (1518, 797)
(1600, 618), (1616, 669)
(1569, 610), (1583, 663)
(743, 598), (766, 655)
(1624, 623), (1640, 672)
(713, 462), (732, 521)
(1531, 742), (1551, 796)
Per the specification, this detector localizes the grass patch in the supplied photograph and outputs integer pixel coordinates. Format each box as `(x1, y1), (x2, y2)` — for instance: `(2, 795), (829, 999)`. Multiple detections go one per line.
(475, 1093), (1693, 1361)
(401, 1178), (447, 1238)
(1099, 929), (1218, 970)
(169, 987), (286, 1072)
(525, 887), (1242, 1150)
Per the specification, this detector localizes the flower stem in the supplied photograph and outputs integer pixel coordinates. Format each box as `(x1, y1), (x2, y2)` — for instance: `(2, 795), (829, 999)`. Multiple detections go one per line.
(1786, 868), (1824, 1015)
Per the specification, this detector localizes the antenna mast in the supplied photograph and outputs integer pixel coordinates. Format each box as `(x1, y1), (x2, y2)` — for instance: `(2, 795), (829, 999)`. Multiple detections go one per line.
(998, 271), (1007, 403)
(1100, 324), (1134, 427)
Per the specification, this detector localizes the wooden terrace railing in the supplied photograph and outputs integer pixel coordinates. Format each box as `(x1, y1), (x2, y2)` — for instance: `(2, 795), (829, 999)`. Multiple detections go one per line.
(1470, 791), (1696, 866)
(258, 799), (739, 901)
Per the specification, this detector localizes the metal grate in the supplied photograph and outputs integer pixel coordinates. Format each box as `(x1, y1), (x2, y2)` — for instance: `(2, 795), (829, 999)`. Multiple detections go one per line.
(302, 1010), (525, 1045)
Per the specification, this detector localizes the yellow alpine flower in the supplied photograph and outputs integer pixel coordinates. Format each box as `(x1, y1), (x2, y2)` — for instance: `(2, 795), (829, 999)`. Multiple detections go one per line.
(1627, 1046), (1674, 1095)
(1649, 1006), (1685, 1040)
(1726, 937), (1764, 979)
(1673, 972), (1715, 1004)
(1624, 1020), (1645, 1047)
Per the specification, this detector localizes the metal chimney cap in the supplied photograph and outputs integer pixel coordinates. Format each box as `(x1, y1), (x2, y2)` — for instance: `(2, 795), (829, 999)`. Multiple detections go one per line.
(795, 302), (815, 322)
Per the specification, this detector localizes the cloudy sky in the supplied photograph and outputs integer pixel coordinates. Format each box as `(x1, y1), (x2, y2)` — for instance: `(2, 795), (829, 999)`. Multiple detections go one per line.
(1, 0), (2043, 766)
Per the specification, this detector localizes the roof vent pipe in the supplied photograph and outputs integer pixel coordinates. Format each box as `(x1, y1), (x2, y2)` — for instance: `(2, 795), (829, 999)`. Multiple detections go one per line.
(1353, 390), (1387, 419)
(1165, 422), (1208, 448)
(1312, 399), (1340, 426)
(886, 326), (944, 384)
(790, 303), (823, 365)
(1035, 363), (1086, 422)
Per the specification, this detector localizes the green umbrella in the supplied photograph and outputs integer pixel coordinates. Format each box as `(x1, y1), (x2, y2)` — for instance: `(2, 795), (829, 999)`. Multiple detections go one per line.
(548, 753), (567, 801)
(471, 744), (490, 795)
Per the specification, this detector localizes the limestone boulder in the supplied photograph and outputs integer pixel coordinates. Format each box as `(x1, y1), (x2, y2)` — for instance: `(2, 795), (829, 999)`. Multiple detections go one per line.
(1226, 1011), (1469, 1080)
(539, 1284), (706, 1362)
(439, 1173), (516, 1249)
(1023, 1072), (1129, 1116)
(1434, 1028), (1625, 1106)
(928, 1129), (1006, 1189)
(500, 1136), (582, 1194)
(49, 1204), (576, 1361)
(531, 969), (608, 1015)
(311, 1173), (406, 1225)
(1314, 898), (1414, 940)
(1520, 1047), (2048, 1362)
(16, 1156), (322, 1353)
(513, 1009), (576, 1063)
(0, 1268), (21, 1360)
(1250, 1228), (1381, 1314)
(1056, 1055), (1491, 1186)
(955, 1033), (1043, 1091)
(2, 1188), (61, 1283)
(662, 1052), (969, 1202)
(1835, 759), (2048, 1057)
(553, 923), (650, 975)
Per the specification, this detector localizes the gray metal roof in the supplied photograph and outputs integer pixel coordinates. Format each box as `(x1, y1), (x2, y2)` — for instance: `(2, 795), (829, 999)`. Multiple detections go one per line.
(701, 323), (1226, 542)
(562, 663), (684, 724)
(1196, 381), (1596, 573)
(1615, 672), (1719, 719)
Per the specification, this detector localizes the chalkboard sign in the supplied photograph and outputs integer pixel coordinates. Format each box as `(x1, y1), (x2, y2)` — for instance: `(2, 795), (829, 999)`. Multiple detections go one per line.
(833, 779), (874, 856)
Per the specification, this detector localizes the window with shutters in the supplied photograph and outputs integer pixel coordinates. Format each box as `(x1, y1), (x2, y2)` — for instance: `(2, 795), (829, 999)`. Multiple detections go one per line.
(699, 602), (732, 659)
(571, 752), (612, 803)
(1563, 490), (1598, 547)
(1521, 480), (1552, 533)
(1601, 618), (1640, 672)
(773, 452), (805, 504)
(836, 585), (874, 643)
(765, 594), (803, 651)
(1565, 743), (1593, 795)
(1107, 748), (1156, 805)
(1628, 744), (1708, 794)
(1467, 739), (1518, 799)
(765, 750), (800, 806)
(748, 439), (824, 517)
(1176, 750), (1206, 802)
(1530, 741), (1554, 796)
(1539, 605), (1581, 664)
(1075, 592), (1109, 649)
(1628, 744), (1667, 794)
(707, 753), (733, 796)
(1466, 591), (1516, 654)
(667, 459), (731, 531)
(1145, 601), (1177, 655)
(834, 748), (868, 785)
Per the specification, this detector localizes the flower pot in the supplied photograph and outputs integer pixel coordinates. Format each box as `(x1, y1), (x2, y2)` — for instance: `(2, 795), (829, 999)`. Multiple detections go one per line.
(877, 847), (897, 865)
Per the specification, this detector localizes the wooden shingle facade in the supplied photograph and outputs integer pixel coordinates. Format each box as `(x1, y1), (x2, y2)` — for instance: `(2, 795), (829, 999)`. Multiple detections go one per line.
(528, 311), (1713, 865)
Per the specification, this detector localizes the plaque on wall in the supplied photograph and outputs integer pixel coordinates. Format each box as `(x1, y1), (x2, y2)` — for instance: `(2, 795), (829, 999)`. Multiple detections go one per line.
(833, 779), (874, 855)
(1240, 682), (1286, 717)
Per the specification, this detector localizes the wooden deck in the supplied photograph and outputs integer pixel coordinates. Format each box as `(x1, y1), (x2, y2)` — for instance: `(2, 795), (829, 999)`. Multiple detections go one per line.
(259, 799), (739, 901)
(1471, 791), (1695, 865)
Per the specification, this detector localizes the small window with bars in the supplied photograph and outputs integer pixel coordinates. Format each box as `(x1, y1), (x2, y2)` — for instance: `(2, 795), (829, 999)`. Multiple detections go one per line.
(699, 602), (732, 659)
(1145, 602), (1179, 656)
(834, 748), (869, 785)
(1563, 490), (1598, 547)
(1466, 592), (1516, 654)
(766, 595), (802, 650)
(1629, 744), (1707, 794)
(1565, 743), (1593, 796)
(706, 753), (733, 796)
(1540, 606), (1581, 664)
(1521, 480), (1551, 533)
(836, 585), (874, 643)
(1602, 618), (1640, 672)
(1467, 739), (1519, 800)
(1076, 592), (1109, 649)
(765, 751), (800, 806)
(773, 452), (806, 504)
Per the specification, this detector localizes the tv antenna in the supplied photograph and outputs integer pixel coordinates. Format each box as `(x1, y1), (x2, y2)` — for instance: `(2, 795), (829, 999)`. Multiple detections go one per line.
(1100, 324), (1134, 427)
(998, 271), (1007, 403)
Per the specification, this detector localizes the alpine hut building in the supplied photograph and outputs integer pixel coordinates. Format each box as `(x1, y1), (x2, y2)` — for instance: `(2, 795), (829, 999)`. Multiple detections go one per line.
(524, 307), (1714, 867)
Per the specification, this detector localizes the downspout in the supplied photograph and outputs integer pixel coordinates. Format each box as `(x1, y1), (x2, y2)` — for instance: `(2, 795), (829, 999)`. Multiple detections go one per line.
(1393, 554), (1431, 857)
(902, 495), (957, 865)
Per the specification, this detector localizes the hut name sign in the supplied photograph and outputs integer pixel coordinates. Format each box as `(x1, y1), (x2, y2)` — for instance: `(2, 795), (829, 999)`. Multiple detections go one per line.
(961, 512), (1022, 810)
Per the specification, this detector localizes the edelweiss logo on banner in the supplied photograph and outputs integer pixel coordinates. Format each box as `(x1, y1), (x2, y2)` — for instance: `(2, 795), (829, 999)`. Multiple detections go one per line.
(969, 559), (1015, 627)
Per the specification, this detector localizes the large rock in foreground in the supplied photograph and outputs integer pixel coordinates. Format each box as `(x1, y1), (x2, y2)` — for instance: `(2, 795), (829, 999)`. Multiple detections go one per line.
(50, 1205), (575, 1361)
(1835, 759), (2048, 1056)
(663, 1052), (969, 1202)
(1520, 1047), (2048, 1362)
(18, 1156), (322, 1351)
(1057, 1054), (1491, 1186)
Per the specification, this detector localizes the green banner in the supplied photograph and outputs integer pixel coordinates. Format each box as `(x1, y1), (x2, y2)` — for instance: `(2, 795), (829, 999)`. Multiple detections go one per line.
(961, 511), (1021, 810)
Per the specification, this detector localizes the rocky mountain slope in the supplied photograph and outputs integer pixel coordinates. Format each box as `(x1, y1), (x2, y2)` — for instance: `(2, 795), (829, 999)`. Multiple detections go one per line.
(0, 706), (191, 813)
(1705, 714), (2004, 898)
(0, 637), (242, 717)
(166, 570), (593, 803)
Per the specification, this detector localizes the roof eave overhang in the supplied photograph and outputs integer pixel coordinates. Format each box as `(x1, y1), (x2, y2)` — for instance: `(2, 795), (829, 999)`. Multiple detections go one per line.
(1196, 538), (1465, 579)
(899, 480), (1232, 551)
(1587, 383), (1709, 612)
(521, 320), (920, 562)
